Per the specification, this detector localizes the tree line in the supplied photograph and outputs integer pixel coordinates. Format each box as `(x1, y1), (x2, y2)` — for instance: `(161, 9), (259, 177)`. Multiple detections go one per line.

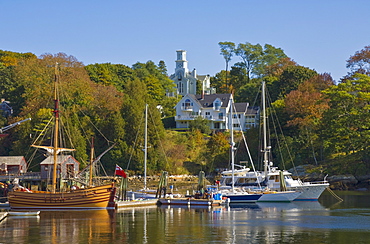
(214, 42), (370, 176)
(0, 44), (370, 177)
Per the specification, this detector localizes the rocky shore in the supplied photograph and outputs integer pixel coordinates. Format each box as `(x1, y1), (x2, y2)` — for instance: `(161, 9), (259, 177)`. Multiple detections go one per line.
(289, 165), (370, 191)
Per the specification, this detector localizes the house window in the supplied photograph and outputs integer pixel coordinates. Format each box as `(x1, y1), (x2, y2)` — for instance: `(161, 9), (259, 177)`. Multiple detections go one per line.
(218, 113), (224, 119)
(246, 115), (255, 122)
(214, 122), (220, 129)
(205, 112), (210, 115)
(233, 123), (239, 128)
(178, 82), (184, 93)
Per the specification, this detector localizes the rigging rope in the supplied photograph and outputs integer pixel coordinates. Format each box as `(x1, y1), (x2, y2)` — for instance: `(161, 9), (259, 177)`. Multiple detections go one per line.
(232, 102), (263, 189)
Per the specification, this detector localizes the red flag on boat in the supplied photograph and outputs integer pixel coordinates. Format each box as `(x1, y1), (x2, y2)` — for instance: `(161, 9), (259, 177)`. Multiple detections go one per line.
(115, 164), (127, 178)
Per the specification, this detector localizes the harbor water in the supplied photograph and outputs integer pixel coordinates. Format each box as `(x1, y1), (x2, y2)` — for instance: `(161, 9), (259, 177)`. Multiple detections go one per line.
(1, 191), (370, 243)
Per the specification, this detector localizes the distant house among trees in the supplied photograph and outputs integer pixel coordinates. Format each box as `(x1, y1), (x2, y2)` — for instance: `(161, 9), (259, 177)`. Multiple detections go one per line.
(174, 93), (259, 131)
(0, 156), (27, 175)
(0, 99), (13, 117)
(40, 155), (79, 180)
(169, 50), (259, 132)
(169, 50), (215, 97)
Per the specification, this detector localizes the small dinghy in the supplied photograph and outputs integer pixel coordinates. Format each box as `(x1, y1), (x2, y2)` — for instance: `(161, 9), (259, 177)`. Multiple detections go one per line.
(8, 211), (40, 216)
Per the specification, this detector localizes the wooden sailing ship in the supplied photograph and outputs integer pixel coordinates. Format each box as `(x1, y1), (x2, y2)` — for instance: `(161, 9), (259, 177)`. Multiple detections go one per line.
(8, 64), (116, 210)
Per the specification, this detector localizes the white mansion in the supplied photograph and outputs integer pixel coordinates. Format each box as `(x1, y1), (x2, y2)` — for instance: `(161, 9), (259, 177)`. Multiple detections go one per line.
(174, 93), (258, 131)
(170, 50), (259, 131)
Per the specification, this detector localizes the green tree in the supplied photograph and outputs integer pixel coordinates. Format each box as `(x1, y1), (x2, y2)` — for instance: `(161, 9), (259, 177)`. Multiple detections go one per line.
(188, 116), (211, 134)
(184, 129), (208, 173)
(158, 130), (188, 174)
(158, 60), (168, 75)
(321, 74), (370, 174)
(218, 41), (236, 91)
(345, 45), (370, 78)
(229, 63), (248, 93)
(210, 70), (229, 94)
(283, 74), (333, 164)
(0, 50), (36, 67)
(235, 42), (263, 83)
(270, 65), (318, 101)
(234, 79), (260, 103)
(258, 44), (287, 77)
(6, 53), (126, 172)
(322, 74), (370, 154)
(206, 132), (230, 170)
(85, 63), (134, 92)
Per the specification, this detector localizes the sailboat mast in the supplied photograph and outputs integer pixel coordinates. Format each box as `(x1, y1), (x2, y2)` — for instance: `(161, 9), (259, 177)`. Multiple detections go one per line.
(262, 81), (269, 177)
(144, 104), (148, 190)
(89, 137), (94, 186)
(52, 64), (60, 193)
(229, 96), (235, 192)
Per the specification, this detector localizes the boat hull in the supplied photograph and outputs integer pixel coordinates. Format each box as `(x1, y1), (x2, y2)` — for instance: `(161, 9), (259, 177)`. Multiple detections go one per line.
(257, 191), (302, 202)
(219, 170), (329, 201)
(8, 184), (115, 210)
(222, 192), (262, 203)
(127, 190), (157, 200)
(289, 183), (329, 201)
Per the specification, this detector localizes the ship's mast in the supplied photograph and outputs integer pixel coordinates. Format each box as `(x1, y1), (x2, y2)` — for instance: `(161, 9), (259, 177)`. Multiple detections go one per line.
(262, 81), (269, 177)
(52, 64), (60, 193)
(144, 104), (148, 190)
(229, 96), (235, 193)
(89, 137), (94, 186)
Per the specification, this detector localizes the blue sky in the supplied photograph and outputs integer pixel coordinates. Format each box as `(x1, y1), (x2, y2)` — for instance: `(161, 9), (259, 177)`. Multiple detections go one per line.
(1, 1), (369, 82)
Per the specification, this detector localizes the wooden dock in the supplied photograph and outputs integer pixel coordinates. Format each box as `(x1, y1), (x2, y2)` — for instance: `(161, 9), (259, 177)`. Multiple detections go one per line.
(158, 197), (223, 206)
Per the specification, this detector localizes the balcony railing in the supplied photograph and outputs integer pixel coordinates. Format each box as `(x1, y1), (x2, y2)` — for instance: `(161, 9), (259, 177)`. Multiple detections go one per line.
(176, 115), (226, 121)
(181, 106), (193, 111)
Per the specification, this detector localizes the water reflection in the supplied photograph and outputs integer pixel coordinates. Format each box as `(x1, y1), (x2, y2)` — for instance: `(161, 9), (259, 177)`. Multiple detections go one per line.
(1, 193), (370, 243)
(1, 210), (115, 244)
(156, 201), (328, 242)
(42, 210), (115, 244)
(115, 206), (158, 243)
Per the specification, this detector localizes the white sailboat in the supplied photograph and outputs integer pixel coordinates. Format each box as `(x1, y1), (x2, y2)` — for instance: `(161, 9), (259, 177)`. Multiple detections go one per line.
(219, 96), (263, 203)
(127, 104), (157, 199)
(255, 81), (301, 201)
(218, 81), (328, 201)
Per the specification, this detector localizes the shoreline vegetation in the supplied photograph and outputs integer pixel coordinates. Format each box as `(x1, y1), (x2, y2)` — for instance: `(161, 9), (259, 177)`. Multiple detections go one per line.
(1, 46), (370, 182)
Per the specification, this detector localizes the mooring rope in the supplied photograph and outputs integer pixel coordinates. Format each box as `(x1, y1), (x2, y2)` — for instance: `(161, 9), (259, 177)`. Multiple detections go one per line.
(326, 187), (343, 202)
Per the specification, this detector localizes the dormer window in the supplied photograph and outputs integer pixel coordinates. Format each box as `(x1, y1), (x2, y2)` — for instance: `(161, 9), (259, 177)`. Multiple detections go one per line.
(182, 99), (193, 111)
(214, 101), (221, 111)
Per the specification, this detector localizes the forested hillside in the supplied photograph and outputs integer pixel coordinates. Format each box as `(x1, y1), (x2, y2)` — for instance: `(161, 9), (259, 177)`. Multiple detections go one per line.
(0, 44), (370, 178)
